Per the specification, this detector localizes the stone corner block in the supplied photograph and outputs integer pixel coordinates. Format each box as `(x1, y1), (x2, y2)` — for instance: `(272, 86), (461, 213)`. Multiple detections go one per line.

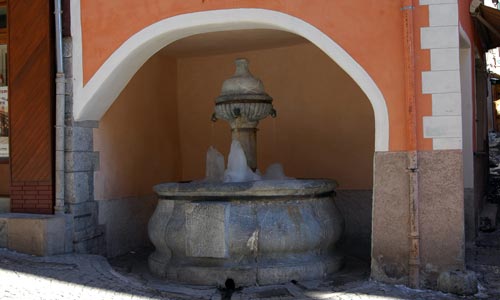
(65, 151), (98, 172)
(62, 37), (73, 58)
(422, 70), (460, 94)
(432, 93), (461, 116)
(430, 48), (459, 71)
(429, 3), (458, 27)
(423, 116), (462, 138)
(0, 213), (72, 256)
(72, 120), (99, 129)
(65, 172), (92, 204)
(419, 0), (457, 5)
(65, 126), (94, 152)
(437, 270), (478, 296)
(421, 26), (459, 49)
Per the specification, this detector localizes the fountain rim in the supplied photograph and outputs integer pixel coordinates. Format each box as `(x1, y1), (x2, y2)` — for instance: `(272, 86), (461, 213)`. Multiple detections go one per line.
(154, 178), (336, 198)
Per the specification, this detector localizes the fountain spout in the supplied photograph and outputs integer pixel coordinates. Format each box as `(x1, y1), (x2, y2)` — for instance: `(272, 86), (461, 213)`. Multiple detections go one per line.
(213, 58), (275, 171)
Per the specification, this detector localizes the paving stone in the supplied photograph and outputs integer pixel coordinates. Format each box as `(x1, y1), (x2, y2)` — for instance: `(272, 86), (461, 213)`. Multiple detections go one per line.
(0, 247), (499, 300)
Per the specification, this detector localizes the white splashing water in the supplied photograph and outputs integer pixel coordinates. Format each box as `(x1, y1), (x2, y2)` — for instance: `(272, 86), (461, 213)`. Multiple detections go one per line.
(262, 163), (292, 180)
(205, 140), (293, 183)
(224, 140), (261, 182)
(205, 146), (225, 182)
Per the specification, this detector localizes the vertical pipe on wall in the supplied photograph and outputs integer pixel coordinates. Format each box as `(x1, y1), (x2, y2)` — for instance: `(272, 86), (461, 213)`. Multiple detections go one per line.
(54, 0), (65, 214)
(402, 0), (420, 288)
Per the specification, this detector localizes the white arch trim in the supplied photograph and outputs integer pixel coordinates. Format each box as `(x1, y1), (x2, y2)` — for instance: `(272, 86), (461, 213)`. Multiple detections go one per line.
(71, 6), (390, 151)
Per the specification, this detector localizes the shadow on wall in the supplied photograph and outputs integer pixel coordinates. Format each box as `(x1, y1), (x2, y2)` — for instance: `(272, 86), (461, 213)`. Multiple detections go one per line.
(336, 190), (373, 261)
(98, 196), (158, 258)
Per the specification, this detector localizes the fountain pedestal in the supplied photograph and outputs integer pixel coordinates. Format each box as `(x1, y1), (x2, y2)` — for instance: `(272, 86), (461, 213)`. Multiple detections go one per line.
(148, 58), (344, 286)
(148, 179), (344, 286)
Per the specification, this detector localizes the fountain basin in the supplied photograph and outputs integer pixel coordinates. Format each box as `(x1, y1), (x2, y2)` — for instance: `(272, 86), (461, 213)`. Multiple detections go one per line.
(148, 179), (344, 286)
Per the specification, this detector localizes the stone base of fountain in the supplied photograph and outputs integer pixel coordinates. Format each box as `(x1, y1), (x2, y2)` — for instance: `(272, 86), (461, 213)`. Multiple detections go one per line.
(148, 179), (344, 286)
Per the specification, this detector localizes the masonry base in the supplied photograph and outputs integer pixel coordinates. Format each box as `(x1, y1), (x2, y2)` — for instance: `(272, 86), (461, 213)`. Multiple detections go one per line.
(0, 213), (73, 256)
(371, 150), (465, 289)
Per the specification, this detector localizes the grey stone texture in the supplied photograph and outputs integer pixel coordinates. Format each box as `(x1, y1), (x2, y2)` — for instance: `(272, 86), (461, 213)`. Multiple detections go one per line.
(372, 151), (410, 284)
(65, 126), (94, 152)
(0, 214), (72, 256)
(0, 197), (9, 213)
(464, 153), (489, 243)
(0, 248), (164, 300)
(65, 151), (99, 172)
(62, 37), (102, 255)
(372, 150), (467, 289)
(149, 179), (343, 286)
(437, 270), (478, 295)
(63, 54), (73, 78)
(185, 202), (229, 258)
(0, 218), (7, 247)
(73, 209), (98, 232)
(73, 230), (105, 255)
(335, 190), (372, 261)
(73, 120), (99, 128)
(98, 196), (158, 258)
(464, 188), (476, 243)
(1, 247), (496, 300)
(419, 150), (465, 288)
(65, 172), (91, 204)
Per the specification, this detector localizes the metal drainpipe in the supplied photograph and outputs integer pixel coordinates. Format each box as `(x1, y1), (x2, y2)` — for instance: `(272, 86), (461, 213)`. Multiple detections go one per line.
(402, 0), (420, 288)
(54, 0), (65, 214)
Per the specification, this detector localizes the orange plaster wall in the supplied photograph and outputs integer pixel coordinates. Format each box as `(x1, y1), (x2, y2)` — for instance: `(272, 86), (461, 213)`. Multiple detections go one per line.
(459, 0), (475, 49)
(414, 4), (433, 151)
(80, 0), (411, 151)
(93, 54), (181, 200)
(177, 43), (375, 189)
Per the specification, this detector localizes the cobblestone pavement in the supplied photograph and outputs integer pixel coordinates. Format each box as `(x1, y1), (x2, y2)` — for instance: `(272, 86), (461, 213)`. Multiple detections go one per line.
(3, 136), (500, 299)
(0, 247), (497, 300)
(0, 248), (165, 300)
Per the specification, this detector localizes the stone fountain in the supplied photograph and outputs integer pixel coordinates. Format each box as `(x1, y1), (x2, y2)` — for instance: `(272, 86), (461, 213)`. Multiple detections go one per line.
(148, 58), (344, 286)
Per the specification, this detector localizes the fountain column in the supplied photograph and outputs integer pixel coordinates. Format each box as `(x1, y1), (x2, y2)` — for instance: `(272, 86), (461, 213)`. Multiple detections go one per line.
(213, 58), (276, 171)
(231, 126), (257, 170)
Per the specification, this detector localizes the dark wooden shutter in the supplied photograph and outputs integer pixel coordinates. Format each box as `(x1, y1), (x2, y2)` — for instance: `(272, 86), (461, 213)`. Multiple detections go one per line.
(8, 0), (54, 214)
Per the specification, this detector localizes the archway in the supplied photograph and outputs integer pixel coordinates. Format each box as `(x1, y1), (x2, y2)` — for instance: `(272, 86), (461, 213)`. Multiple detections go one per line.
(71, 8), (389, 151)
(92, 29), (377, 260)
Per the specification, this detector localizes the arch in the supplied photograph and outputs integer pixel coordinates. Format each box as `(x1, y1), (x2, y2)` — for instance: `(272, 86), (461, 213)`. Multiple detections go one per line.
(72, 7), (390, 151)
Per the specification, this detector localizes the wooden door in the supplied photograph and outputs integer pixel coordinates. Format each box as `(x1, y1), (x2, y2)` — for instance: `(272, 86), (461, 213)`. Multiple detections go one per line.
(8, 0), (54, 214)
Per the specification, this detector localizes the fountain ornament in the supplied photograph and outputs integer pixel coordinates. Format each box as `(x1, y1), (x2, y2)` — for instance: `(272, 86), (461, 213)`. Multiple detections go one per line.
(148, 58), (344, 286)
(212, 58), (276, 171)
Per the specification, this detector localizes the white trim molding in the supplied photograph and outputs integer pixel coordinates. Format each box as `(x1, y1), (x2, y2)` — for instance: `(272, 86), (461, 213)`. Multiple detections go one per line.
(420, 1), (462, 150)
(71, 5), (390, 151)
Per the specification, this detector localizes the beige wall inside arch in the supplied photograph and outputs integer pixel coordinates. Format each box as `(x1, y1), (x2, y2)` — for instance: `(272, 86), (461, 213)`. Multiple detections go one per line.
(94, 42), (375, 200)
(177, 43), (374, 189)
(92, 41), (375, 257)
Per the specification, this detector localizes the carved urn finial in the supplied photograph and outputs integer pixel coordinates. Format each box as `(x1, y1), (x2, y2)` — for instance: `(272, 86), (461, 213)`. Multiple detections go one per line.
(212, 59), (276, 171)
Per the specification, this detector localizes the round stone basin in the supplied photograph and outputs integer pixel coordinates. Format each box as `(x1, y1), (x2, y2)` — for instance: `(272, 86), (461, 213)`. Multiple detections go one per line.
(148, 179), (344, 286)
